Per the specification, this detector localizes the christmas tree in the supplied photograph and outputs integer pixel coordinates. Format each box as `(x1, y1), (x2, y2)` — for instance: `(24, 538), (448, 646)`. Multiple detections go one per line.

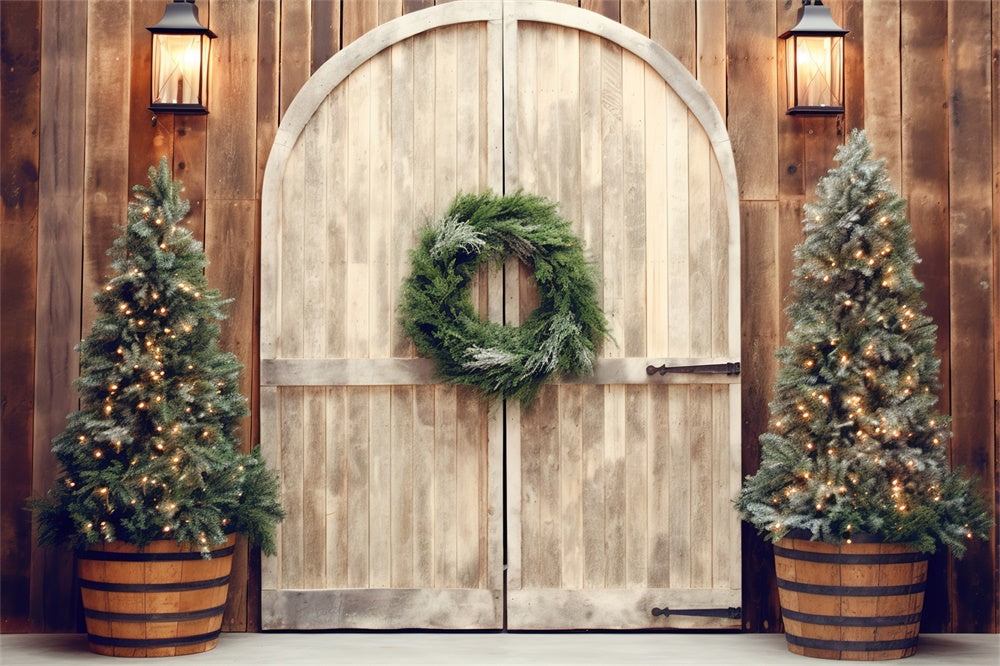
(737, 129), (990, 555)
(35, 158), (283, 554)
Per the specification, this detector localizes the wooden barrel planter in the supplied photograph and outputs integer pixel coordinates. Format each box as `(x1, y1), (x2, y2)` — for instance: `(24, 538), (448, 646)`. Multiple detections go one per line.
(76, 533), (236, 657)
(773, 536), (928, 660)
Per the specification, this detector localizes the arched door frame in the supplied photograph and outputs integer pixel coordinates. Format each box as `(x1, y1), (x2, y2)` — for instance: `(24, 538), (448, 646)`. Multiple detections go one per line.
(260, 0), (741, 631)
(262, 1), (740, 361)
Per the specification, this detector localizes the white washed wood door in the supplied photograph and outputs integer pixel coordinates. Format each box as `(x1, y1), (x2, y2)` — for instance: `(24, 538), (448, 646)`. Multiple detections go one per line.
(501, 6), (741, 630)
(260, 1), (740, 631)
(259, 3), (505, 629)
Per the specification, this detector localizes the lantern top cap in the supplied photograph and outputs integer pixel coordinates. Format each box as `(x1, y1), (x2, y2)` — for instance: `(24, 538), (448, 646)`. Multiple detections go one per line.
(148, 0), (216, 38)
(780, 0), (848, 38)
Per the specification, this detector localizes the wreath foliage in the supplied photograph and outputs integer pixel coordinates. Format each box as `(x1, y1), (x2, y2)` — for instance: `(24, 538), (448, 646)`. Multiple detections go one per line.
(399, 192), (610, 405)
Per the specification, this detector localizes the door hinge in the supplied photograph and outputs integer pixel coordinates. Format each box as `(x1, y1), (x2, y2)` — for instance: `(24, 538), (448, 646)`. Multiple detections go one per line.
(646, 362), (741, 376)
(651, 606), (742, 620)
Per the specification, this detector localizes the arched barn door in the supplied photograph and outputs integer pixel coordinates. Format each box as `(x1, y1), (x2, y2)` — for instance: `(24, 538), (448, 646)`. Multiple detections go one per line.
(260, 1), (740, 631)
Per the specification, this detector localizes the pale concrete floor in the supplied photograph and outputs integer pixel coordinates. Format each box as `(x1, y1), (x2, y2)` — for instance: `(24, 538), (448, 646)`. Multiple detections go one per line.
(1, 632), (997, 665)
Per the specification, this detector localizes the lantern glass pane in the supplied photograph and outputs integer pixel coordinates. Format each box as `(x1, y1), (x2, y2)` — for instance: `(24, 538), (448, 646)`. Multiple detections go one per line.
(793, 35), (843, 109)
(151, 34), (204, 106)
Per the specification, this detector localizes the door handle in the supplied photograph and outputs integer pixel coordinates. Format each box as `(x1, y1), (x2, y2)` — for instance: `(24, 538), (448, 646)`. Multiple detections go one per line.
(646, 362), (740, 376)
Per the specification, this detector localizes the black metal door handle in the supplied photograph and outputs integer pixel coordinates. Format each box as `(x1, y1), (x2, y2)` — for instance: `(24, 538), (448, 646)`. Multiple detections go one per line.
(645, 362), (740, 376)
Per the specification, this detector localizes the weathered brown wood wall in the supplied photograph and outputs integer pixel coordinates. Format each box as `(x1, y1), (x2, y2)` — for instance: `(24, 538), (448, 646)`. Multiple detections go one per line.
(2, 0), (997, 633)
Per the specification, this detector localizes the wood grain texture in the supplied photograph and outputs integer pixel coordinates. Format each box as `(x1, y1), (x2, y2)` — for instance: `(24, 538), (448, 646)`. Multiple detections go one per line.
(900, 4), (953, 630)
(504, 17), (741, 629)
(28, 0), (88, 632)
(862, 0), (902, 188)
(726, 0), (778, 201)
(0, 0), (41, 632)
(945, 0), (995, 632)
(739, 200), (781, 632)
(7, 0), (999, 636)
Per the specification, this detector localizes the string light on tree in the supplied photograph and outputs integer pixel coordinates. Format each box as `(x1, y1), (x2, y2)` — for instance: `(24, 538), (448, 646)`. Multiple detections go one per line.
(737, 129), (990, 556)
(33, 157), (283, 556)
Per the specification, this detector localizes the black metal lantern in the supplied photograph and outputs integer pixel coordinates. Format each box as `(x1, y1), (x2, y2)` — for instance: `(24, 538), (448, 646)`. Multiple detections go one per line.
(148, 0), (216, 114)
(781, 0), (848, 115)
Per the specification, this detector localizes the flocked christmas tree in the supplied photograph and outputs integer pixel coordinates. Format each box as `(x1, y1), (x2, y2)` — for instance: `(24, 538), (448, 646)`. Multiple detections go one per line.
(35, 158), (283, 554)
(736, 129), (990, 555)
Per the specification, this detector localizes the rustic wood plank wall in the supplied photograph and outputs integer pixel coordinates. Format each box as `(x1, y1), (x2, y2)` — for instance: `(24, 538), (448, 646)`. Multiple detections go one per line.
(1, 0), (996, 633)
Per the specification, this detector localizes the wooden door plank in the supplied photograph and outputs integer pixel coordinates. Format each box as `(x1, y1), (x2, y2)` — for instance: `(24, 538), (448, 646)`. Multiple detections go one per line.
(369, 386), (392, 588)
(647, 384), (670, 588)
(601, 39), (625, 351)
(279, 146), (306, 359)
(710, 156), (731, 357)
(412, 385), (436, 588)
(279, 387), (305, 589)
(412, 31), (435, 221)
(325, 387), (348, 588)
(666, 89), (691, 356)
(434, 386), (459, 587)
(434, 25), (459, 208)
(622, 52), (647, 356)
(579, 33), (604, 272)
(347, 59), (372, 359)
(325, 90), (348, 358)
(556, 24), (582, 228)
(559, 385), (585, 589)
(645, 67), (669, 355)
(624, 385), (649, 588)
(369, 48), (392, 360)
(390, 386), (415, 587)
(300, 109), (327, 355)
(390, 39), (416, 357)
(346, 387), (371, 588)
(303, 388), (327, 588)
(667, 386), (691, 588)
(581, 384), (607, 588)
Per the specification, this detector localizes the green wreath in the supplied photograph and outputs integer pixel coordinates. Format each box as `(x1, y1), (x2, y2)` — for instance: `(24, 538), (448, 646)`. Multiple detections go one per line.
(399, 192), (610, 405)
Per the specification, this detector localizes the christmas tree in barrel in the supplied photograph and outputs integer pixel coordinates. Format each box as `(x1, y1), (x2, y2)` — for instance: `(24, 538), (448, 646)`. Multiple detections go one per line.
(737, 129), (989, 556)
(35, 158), (283, 555)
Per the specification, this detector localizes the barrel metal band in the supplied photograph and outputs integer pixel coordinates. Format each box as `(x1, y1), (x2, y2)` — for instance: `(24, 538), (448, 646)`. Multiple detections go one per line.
(773, 545), (927, 565)
(78, 545), (236, 562)
(84, 604), (227, 623)
(87, 630), (221, 649)
(79, 574), (231, 593)
(781, 608), (923, 627)
(785, 633), (919, 652)
(777, 578), (926, 597)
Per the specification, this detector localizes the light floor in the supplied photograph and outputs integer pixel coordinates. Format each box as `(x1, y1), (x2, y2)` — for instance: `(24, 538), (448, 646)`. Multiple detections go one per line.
(1, 632), (997, 665)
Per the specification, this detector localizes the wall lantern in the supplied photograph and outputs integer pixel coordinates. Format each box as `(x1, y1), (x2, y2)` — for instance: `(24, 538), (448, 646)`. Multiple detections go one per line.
(780, 0), (848, 115)
(148, 0), (216, 114)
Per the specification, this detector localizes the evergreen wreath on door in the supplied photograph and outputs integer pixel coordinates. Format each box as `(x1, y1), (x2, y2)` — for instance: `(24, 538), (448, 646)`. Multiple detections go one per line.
(399, 191), (610, 405)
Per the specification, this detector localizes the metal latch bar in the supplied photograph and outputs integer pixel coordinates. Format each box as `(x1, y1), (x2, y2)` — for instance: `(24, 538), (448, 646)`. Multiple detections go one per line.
(646, 362), (741, 376)
(651, 606), (742, 620)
